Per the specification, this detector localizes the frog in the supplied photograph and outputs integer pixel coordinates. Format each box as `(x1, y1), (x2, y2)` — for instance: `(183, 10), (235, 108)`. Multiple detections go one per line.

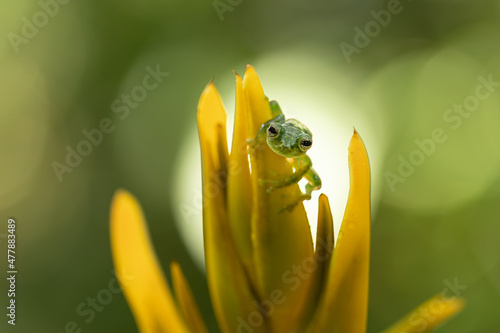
(248, 99), (322, 212)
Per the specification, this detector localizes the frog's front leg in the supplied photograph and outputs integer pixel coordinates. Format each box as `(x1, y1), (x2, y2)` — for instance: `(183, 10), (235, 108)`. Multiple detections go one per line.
(302, 166), (322, 199)
(260, 156), (321, 212)
(275, 165), (322, 213)
(259, 154), (315, 192)
(259, 154), (310, 190)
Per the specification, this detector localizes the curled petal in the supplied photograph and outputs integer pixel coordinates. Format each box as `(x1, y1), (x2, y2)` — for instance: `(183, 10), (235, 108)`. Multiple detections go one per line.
(171, 262), (209, 333)
(244, 65), (315, 332)
(297, 194), (336, 331)
(307, 130), (370, 333)
(314, 194), (335, 290)
(227, 73), (254, 282)
(110, 190), (189, 333)
(198, 83), (269, 333)
(382, 294), (465, 333)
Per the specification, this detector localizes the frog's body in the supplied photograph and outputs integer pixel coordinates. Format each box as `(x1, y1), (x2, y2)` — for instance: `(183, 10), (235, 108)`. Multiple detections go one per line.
(249, 100), (322, 212)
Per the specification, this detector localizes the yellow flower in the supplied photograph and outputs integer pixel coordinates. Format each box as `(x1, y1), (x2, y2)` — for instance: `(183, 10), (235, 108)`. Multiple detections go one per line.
(110, 65), (464, 333)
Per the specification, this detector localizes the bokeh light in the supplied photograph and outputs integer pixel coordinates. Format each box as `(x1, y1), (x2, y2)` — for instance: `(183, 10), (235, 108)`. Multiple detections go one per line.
(2, 0), (500, 332)
(172, 50), (386, 268)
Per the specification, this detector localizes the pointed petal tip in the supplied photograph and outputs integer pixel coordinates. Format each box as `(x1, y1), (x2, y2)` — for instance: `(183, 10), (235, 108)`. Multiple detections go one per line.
(113, 188), (129, 200)
(450, 296), (466, 311)
(242, 65), (272, 135)
(110, 189), (139, 225)
(170, 260), (180, 271)
(351, 127), (362, 140)
(349, 128), (365, 151)
(110, 189), (190, 333)
(197, 81), (226, 124)
(170, 261), (209, 333)
(308, 127), (370, 332)
(382, 295), (465, 333)
(349, 129), (368, 159)
(318, 193), (330, 206)
(244, 64), (259, 79)
(232, 69), (241, 78)
(202, 80), (216, 95)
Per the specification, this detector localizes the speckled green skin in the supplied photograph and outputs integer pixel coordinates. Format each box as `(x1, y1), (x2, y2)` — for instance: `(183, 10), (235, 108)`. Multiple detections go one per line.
(267, 117), (313, 158)
(249, 100), (322, 212)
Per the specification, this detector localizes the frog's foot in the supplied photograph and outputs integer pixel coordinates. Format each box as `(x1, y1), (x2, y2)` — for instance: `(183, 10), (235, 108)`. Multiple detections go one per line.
(276, 193), (312, 214)
(259, 175), (296, 194)
(258, 178), (280, 193)
(246, 138), (268, 155)
(275, 181), (319, 213)
(258, 170), (305, 193)
(246, 138), (257, 154)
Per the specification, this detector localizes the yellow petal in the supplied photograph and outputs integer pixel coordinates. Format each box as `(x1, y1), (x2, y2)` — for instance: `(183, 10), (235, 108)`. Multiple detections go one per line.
(382, 295), (465, 333)
(314, 194), (335, 290)
(110, 190), (189, 333)
(197, 82), (230, 197)
(243, 65), (315, 333)
(244, 65), (274, 139)
(297, 194), (336, 331)
(307, 130), (371, 333)
(197, 82), (270, 333)
(227, 72), (255, 281)
(170, 262), (209, 333)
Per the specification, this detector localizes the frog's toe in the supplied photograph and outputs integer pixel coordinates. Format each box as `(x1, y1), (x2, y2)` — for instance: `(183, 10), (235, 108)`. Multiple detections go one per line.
(276, 193), (312, 214)
(258, 178), (276, 194)
(276, 201), (299, 214)
(259, 178), (278, 186)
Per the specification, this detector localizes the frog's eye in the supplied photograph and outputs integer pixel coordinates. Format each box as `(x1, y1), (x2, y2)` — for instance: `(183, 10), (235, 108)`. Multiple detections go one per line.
(267, 123), (280, 140)
(299, 137), (312, 152)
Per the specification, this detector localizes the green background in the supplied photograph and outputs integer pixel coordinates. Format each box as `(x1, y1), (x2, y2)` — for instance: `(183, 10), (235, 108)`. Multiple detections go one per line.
(1, 0), (499, 332)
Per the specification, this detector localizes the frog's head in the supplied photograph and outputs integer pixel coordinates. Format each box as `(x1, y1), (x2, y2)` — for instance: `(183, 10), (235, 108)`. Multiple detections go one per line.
(266, 119), (313, 158)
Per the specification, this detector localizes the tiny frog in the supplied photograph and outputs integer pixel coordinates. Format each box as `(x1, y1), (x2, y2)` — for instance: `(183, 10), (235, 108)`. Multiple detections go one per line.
(249, 100), (322, 212)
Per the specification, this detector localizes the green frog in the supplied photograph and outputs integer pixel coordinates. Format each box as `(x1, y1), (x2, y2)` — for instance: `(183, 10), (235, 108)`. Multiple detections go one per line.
(249, 100), (322, 211)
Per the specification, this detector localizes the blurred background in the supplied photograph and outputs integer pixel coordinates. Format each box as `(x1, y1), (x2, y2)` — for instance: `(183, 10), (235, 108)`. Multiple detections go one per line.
(1, 0), (500, 332)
